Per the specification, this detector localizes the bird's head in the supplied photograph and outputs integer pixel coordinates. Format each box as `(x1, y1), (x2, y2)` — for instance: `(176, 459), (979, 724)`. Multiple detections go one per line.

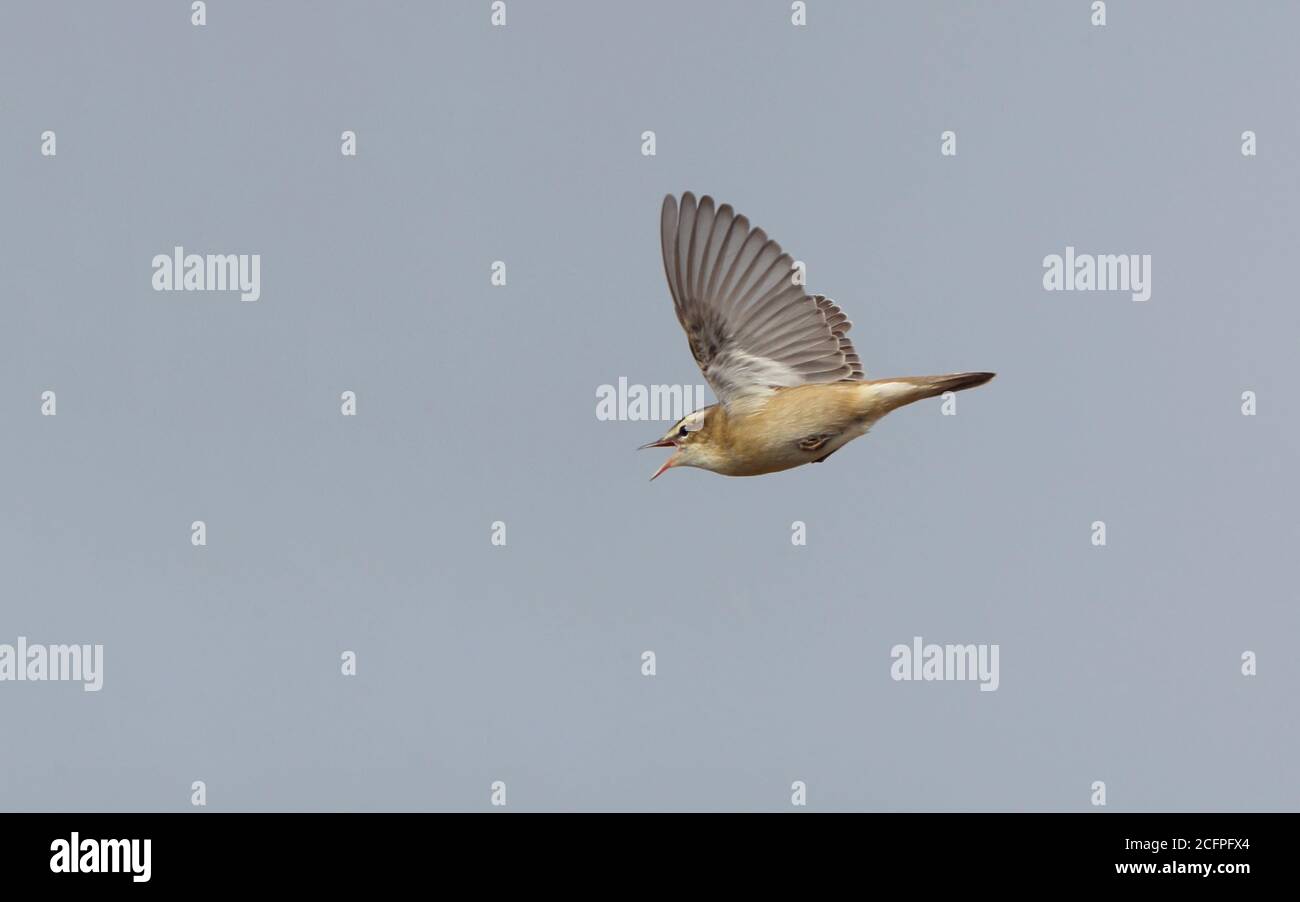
(639, 407), (721, 480)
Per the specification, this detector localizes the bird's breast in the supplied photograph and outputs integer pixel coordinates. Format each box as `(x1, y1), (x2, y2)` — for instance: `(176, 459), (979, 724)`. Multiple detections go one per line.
(713, 384), (877, 476)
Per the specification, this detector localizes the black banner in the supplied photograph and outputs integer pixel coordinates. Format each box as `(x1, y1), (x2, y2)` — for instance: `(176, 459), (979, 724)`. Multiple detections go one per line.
(0, 813), (1282, 888)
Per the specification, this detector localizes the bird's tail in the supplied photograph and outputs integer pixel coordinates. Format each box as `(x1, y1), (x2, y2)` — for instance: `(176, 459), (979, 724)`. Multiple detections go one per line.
(863, 372), (996, 414)
(903, 371), (996, 399)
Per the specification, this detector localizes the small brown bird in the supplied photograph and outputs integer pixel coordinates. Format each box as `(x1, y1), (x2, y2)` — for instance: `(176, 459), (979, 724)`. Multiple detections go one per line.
(642, 192), (994, 480)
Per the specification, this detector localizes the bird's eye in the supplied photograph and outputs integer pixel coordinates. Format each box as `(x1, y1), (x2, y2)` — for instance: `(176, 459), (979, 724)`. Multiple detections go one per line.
(678, 426), (689, 438)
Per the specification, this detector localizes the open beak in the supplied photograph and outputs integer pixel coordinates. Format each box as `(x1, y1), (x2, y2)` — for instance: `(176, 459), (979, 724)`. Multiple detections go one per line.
(649, 454), (678, 481)
(638, 438), (679, 481)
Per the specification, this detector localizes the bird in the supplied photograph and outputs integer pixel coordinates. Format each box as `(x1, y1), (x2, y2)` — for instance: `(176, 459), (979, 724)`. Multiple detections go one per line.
(641, 191), (994, 480)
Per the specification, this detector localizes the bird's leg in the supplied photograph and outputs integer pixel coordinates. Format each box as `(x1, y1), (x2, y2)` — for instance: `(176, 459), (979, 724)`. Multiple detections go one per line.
(799, 431), (842, 462)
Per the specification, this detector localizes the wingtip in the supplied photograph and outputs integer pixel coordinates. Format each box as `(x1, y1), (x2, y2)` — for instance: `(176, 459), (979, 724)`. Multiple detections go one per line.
(665, 190), (711, 211)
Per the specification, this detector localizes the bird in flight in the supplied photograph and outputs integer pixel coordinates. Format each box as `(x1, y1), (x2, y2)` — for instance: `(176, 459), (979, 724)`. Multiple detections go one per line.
(642, 192), (994, 480)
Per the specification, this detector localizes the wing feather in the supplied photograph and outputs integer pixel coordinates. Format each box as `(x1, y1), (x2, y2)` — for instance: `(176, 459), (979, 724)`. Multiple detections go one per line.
(659, 192), (865, 409)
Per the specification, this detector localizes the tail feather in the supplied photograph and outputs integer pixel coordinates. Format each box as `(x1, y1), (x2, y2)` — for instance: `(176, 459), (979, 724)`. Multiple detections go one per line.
(906, 371), (996, 399)
(863, 372), (995, 414)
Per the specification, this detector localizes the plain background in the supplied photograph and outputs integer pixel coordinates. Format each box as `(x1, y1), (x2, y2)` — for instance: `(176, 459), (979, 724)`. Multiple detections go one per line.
(1, 1), (1296, 811)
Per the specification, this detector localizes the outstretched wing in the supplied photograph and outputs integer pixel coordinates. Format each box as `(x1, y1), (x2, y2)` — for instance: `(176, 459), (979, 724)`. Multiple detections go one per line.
(659, 192), (864, 411)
